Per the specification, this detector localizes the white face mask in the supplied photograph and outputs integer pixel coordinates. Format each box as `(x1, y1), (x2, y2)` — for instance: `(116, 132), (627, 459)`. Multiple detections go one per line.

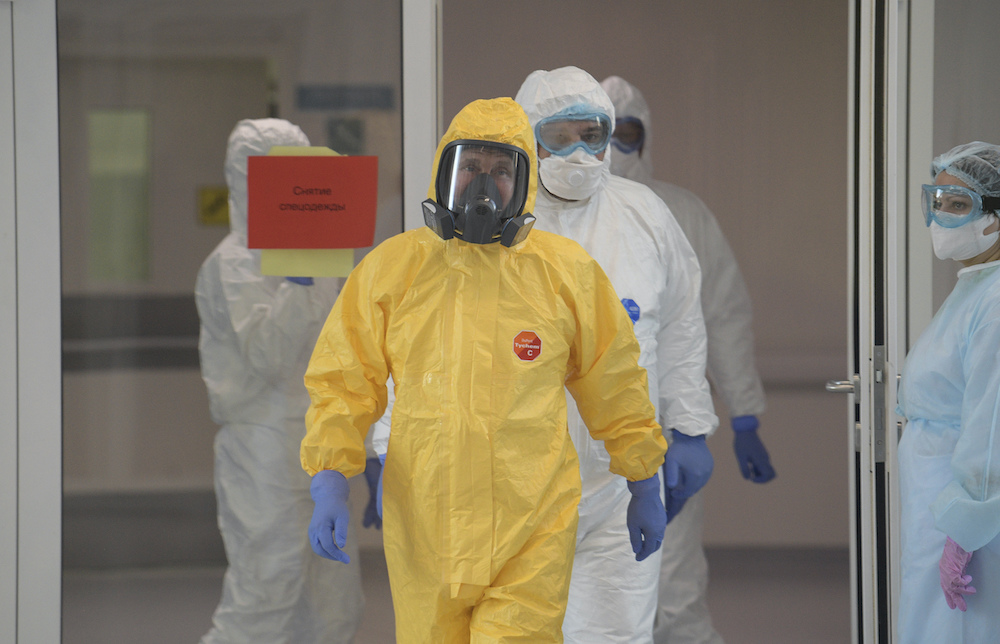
(929, 215), (1000, 261)
(538, 148), (608, 201)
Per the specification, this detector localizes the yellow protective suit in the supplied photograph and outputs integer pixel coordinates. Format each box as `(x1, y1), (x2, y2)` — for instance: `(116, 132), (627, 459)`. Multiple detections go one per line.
(301, 97), (666, 643)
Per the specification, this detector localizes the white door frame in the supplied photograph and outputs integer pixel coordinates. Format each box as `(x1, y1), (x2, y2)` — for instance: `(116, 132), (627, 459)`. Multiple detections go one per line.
(0, 2), (19, 639)
(0, 0), (441, 641)
(1, 1), (62, 643)
(890, 2), (935, 640)
(402, 0), (442, 231)
(846, 0), (934, 641)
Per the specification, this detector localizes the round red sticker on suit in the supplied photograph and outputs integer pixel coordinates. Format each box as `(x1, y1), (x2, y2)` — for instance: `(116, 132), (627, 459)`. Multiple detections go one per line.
(513, 330), (542, 361)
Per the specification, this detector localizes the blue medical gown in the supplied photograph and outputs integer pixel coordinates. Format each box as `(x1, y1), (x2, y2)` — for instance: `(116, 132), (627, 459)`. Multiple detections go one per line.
(897, 259), (1000, 642)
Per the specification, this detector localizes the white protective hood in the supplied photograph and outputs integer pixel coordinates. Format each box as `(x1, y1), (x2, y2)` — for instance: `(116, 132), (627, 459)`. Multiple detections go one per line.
(515, 66), (614, 200)
(600, 75), (655, 184)
(224, 118), (310, 243)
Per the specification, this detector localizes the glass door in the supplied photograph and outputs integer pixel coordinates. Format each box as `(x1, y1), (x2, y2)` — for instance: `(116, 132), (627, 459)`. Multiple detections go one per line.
(54, 0), (437, 640)
(844, 1), (1000, 640)
(840, 0), (934, 641)
(3, 1), (438, 640)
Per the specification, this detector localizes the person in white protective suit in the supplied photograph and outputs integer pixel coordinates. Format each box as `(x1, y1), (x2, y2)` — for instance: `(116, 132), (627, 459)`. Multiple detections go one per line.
(601, 75), (776, 644)
(516, 66), (717, 643)
(896, 141), (1000, 643)
(195, 118), (364, 643)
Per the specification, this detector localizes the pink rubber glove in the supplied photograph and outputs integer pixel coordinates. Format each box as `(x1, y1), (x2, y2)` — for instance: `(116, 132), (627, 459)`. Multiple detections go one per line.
(939, 536), (977, 611)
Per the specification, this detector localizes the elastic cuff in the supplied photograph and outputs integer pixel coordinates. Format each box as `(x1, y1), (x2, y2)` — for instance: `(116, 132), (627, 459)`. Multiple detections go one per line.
(671, 428), (707, 442)
(627, 473), (660, 496)
(311, 469), (348, 494)
(731, 415), (760, 433)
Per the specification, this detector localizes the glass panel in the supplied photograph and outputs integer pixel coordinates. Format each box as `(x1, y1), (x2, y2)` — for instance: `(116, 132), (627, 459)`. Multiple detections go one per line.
(58, 1), (403, 640)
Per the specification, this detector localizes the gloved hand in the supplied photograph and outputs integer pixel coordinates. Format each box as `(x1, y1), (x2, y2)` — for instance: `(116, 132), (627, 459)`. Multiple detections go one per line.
(362, 457), (382, 530)
(377, 453), (386, 519)
(939, 536), (976, 611)
(308, 469), (352, 564)
(286, 276), (314, 286)
(663, 429), (714, 502)
(626, 473), (667, 561)
(732, 415), (776, 483)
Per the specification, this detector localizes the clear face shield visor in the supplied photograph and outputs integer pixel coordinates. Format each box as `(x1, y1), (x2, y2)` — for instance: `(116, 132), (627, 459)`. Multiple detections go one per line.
(921, 184), (1000, 228)
(611, 116), (645, 154)
(535, 112), (613, 157)
(436, 140), (530, 228)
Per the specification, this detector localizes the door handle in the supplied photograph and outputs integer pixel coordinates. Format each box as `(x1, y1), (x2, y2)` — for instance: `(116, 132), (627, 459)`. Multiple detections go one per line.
(826, 374), (861, 394)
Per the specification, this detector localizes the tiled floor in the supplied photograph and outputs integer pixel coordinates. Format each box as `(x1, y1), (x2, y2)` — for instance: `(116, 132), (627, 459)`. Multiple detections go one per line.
(62, 547), (850, 644)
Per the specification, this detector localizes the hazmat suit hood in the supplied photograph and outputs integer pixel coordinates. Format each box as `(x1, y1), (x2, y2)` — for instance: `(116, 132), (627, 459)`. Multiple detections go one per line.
(515, 66), (614, 200)
(224, 118), (310, 243)
(428, 97), (538, 217)
(601, 75), (655, 183)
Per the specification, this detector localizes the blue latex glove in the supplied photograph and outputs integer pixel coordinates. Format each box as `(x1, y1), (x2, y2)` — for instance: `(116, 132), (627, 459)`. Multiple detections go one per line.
(732, 415), (776, 483)
(285, 276), (314, 286)
(626, 473), (667, 561)
(377, 453), (386, 519)
(308, 470), (351, 563)
(663, 428), (714, 501)
(362, 457), (382, 530)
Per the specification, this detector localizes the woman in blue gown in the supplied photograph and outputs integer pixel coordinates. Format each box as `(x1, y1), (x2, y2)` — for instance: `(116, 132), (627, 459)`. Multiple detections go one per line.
(897, 141), (1000, 643)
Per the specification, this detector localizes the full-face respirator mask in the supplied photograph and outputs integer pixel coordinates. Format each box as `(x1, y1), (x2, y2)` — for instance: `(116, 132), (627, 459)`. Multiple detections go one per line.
(423, 140), (536, 247)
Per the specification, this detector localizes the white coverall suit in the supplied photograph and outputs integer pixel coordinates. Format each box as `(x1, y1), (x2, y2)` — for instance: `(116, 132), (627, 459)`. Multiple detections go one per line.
(515, 67), (718, 644)
(602, 76), (768, 644)
(195, 118), (362, 643)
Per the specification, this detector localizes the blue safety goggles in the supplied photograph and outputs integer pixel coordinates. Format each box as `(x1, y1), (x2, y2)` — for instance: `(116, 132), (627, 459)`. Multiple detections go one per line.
(921, 184), (1000, 228)
(611, 116), (645, 154)
(535, 110), (613, 157)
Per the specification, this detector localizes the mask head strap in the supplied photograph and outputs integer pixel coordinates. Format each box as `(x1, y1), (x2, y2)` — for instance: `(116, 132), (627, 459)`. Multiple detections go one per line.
(982, 195), (1000, 214)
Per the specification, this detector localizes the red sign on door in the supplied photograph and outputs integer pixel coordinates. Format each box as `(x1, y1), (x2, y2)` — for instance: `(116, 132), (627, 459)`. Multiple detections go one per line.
(513, 331), (542, 361)
(247, 155), (378, 249)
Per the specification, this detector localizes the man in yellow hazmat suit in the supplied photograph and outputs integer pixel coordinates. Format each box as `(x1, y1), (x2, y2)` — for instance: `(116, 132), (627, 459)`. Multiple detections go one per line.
(300, 97), (668, 643)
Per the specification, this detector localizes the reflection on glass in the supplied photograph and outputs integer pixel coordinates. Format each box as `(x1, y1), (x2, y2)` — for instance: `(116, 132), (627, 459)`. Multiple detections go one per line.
(87, 109), (150, 281)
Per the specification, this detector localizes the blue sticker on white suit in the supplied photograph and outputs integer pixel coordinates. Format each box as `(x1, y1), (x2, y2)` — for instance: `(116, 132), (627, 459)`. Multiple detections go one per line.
(621, 298), (640, 324)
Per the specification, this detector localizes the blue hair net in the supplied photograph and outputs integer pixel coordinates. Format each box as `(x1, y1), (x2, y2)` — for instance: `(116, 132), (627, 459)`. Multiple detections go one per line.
(931, 141), (1000, 197)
